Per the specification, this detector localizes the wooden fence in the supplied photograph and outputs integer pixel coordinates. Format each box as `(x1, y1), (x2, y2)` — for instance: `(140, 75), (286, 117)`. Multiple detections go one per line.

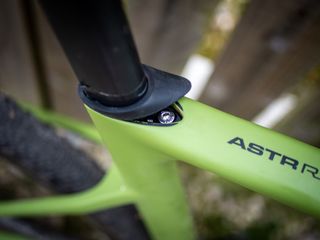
(1, 0), (319, 146)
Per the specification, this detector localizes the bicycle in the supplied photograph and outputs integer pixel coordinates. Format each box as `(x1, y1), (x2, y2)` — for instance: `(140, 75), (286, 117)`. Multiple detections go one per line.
(0, 0), (319, 239)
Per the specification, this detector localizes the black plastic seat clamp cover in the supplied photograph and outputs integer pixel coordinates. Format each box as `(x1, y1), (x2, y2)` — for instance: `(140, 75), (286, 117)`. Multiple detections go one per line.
(79, 65), (191, 121)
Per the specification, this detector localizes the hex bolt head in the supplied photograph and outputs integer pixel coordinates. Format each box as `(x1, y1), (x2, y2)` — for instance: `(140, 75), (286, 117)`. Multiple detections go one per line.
(158, 110), (175, 124)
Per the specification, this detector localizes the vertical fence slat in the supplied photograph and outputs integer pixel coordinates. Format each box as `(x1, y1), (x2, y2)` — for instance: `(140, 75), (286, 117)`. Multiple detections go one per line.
(0, 0), (41, 105)
(275, 86), (320, 147)
(127, 0), (219, 74)
(200, 0), (320, 121)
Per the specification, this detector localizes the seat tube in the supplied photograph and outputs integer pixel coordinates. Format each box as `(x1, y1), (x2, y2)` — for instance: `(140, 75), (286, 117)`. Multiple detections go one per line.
(86, 107), (196, 240)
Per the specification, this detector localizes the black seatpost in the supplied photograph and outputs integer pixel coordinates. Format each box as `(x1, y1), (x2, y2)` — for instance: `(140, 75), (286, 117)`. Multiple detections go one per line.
(40, 0), (147, 107)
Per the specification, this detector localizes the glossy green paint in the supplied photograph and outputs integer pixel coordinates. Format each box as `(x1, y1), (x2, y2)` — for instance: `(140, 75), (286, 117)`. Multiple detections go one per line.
(85, 97), (320, 239)
(86, 97), (320, 218)
(0, 165), (135, 216)
(87, 108), (196, 240)
(1, 98), (319, 240)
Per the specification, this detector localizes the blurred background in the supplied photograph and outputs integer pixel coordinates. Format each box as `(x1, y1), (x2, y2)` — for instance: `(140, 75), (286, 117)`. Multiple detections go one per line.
(0, 0), (320, 239)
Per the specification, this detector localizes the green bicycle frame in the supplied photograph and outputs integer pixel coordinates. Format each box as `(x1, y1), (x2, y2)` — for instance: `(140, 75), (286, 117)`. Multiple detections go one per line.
(1, 97), (319, 239)
(3, 1), (319, 239)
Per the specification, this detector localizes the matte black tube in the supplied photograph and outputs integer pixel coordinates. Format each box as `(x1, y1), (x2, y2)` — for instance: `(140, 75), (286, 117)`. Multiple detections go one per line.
(40, 0), (147, 106)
